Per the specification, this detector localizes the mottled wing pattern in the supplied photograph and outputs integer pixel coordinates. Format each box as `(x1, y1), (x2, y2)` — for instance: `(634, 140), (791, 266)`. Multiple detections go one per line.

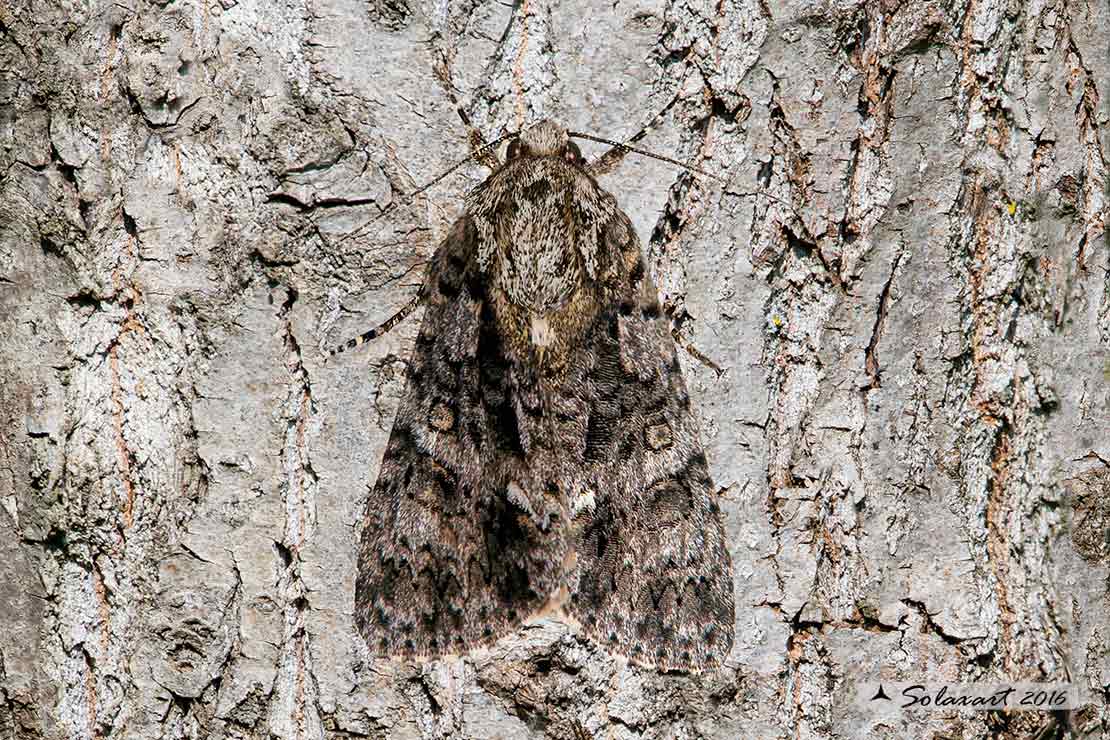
(565, 212), (735, 671)
(353, 217), (569, 658)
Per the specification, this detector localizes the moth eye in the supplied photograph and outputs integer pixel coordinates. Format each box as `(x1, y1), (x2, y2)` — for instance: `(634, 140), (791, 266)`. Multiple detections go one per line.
(507, 139), (523, 160)
(565, 141), (584, 165)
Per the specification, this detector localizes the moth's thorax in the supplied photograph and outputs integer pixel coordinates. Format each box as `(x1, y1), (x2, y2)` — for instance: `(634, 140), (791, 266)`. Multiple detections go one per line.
(467, 143), (622, 370)
(483, 157), (589, 313)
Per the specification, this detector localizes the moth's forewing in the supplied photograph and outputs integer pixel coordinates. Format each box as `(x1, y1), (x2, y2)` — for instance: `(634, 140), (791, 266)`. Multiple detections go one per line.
(353, 216), (570, 657)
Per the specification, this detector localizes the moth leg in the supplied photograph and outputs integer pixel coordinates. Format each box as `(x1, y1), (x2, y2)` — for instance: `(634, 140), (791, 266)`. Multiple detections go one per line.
(671, 324), (723, 377)
(327, 286), (425, 358)
(433, 61), (501, 170)
(456, 108), (502, 171)
(584, 127), (648, 178)
(668, 303), (723, 377)
(584, 105), (671, 177)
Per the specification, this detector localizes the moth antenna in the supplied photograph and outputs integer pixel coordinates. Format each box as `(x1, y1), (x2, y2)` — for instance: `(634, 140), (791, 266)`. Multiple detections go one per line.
(325, 285), (426, 360)
(584, 109), (667, 179)
(406, 129), (520, 201)
(568, 130), (814, 224)
(314, 129), (525, 360)
(569, 131), (725, 183)
(272, 130), (522, 262)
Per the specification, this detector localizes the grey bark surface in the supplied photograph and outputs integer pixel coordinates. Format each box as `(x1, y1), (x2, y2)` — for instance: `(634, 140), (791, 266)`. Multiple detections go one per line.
(1, 0), (1108, 738)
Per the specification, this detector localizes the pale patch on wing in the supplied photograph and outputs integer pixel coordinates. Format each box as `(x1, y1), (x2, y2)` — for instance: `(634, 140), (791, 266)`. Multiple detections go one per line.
(570, 486), (596, 518)
(530, 314), (554, 347)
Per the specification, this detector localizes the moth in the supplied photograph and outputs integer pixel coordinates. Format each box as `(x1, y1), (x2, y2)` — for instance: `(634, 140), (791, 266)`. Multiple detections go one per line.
(338, 120), (734, 670)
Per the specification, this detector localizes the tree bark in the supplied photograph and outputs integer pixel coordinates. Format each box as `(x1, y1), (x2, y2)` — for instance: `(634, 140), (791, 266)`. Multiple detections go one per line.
(1, 0), (1107, 738)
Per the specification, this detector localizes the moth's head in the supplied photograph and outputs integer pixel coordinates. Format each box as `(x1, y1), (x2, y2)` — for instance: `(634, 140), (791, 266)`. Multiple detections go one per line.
(507, 119), (585, 166)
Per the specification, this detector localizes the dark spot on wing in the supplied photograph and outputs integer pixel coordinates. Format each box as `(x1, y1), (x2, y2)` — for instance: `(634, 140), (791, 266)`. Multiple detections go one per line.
(630, 260), (644, 285)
